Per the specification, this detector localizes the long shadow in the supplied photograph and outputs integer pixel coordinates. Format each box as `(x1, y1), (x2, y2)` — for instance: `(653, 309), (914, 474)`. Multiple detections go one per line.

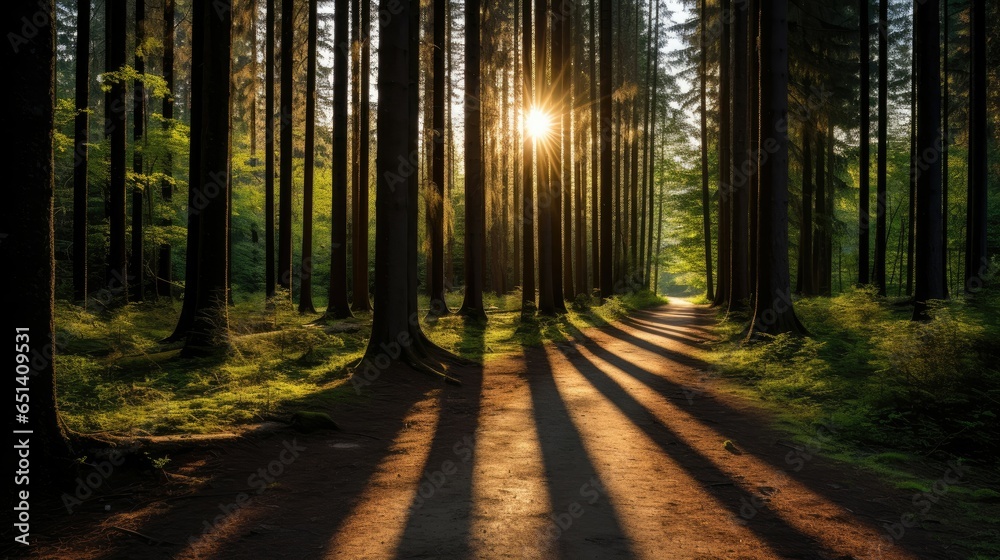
(393, 318), (485, 559)
(564, 346), (831, 557)
(100, 368), (438, 559)
(523, 322), (637, 559)
(616, 317), (711, 350)
(581, 315), (948, 559)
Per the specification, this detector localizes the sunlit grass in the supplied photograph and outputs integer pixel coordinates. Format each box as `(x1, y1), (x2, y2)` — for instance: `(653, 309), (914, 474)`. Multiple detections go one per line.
(55, 289), (667, 436)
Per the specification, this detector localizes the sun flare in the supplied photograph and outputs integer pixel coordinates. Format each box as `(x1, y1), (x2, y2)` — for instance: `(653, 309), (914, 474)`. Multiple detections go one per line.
(525, 108), (553, 140)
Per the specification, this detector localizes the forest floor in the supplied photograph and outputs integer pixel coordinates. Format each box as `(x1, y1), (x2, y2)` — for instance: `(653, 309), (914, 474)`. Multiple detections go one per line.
(18, 301), (995, 559)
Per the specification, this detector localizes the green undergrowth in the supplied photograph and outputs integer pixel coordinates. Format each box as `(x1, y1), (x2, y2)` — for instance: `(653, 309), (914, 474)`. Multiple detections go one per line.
(55, 289), (666, 436)
(705, 286), (1000, 557)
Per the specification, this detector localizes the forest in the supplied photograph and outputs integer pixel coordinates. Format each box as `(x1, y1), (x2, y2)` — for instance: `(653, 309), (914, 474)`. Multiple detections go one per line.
(4, 0), (1000, 557)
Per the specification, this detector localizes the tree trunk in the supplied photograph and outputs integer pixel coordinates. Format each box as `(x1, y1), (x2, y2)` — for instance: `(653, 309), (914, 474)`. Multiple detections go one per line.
(427, 0), (449, 316)
(873, 0), (888, 296)
(907, 12), (916, 296)
(107, 0), (127, 299)
(5, 0), (73, 482)
(644, 0), (661, 289)
(598, 0), (613, 298)
(858, 0), (870, 286)
(561, 0), (575, 300)
(727, 0), (750, 310)
(278, 0), (293, 294)
(590, 0), (600, 293)
(131, 0), (146, 302)
(183, 0), (231, 356)
(799, 123), (813, 295)
(264, 0), (276, 299)
(699, 0), (713, 300)
(521, 0), (536, 311)
(537, 0), (556, 313)
(326, 0), (354, 318)
(353, 0), (372, 311)
(814, 123), (829, 296)
(912, 0), (945, 319)
(157, 0), (175, 299)
(460, 0), (487, 319)
(941, 0), (949, 296)
(713, 0), (732, 307)
(73, 0), (90, 304)
(746, 0), (805, 338)
(299, 0), (318, 314)
(965, 0), (988, 293)
(550, 0), (567, 310)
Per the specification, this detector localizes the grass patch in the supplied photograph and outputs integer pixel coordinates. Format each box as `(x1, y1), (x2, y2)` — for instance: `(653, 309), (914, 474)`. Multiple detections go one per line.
(55, 289), (667, 436)
(704, 286), (1000, 557)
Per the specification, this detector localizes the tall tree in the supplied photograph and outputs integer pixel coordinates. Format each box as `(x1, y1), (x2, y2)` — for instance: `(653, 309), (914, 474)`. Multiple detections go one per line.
(264, 0), (276, 299)
(590, 0), (599, 293)
(747, 0), (805, 338)
(299, 0), (318, 314)
(461, 0), (487, 319)
(551, 0), (568, 309)
(598, 0), (613, 297)
(278, 0), (293, 293)
(428, 0), (449, 316)
(327, 0), (354, 319)
(798, 123), (814, 295)
(131, 0), (146, 302)
(858, 0), (870, 286)
(522, 0), (536, 311)
(360, 0), (459, 381)
(354, 0), (372, 311)
(561, 0), (575, 300)
(107, 0), (127, 298)
(157, 0), (175, 298)
(728, 0), (750, 310)
(644, 0), (661, 288)
(965, 0), (988, 292)
(5, 0), (73, 481)
(873, 0), (888, 296)
(912, 0), (945, 318)
(699, 0), (713, 300)
(183, 0), (232, 355)
(713, 0), (732, 307)
(73, 0), (90, 304)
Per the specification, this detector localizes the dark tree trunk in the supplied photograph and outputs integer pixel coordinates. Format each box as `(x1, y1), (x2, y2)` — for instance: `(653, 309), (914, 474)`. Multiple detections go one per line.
(327, 0), (354, 319)
(521, 0), (536, 311)
(813, 124), (830, 296)
(460, 0), (487, 319)
(130, 0), (146, 302)
(352, 0), (372, 312)
(799, 123), (813, 295)
(299, 0), (318, 314)
(747, 0), (760, 295)
(550, 0), (567, 310)
(428, 0), (449, 316)
(107, 0), (127, 298)
(359, 0), (459, 382)
(598, 0), (613, 298)
(157, 0), (175, 299)
(264, 0), (276, 299)
(561, 0), (575, 301)
(699, 0), (713, 300)
(638, 0), (653, 284)
(537, 0), (556, 312)
(357, 0), (372, 310)
(873, 0), (888, 296)
(727, 0), (750, 310)
(913, 0), (945, 319)
(73, 0), (90, 304)
(514, 0), (523, 293)
(183, 0), (231, 356)
(713, 0), (732, 307)
(574, 2), (587, 296)
(965, 0), (988, 293)
(590, 0), (599, 293)
(644, 0), (661, 289)
(941, 0), (949, 295)
(746, 0), (805, 338)
(278, 0), (293, 294)
(858, 0), (870, 286)
(4, 0), (73, 482)
(907, 17), (916, 296)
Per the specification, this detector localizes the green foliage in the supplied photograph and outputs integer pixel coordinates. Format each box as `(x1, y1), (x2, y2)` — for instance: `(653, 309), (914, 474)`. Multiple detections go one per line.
(708, 287), (1000, 461)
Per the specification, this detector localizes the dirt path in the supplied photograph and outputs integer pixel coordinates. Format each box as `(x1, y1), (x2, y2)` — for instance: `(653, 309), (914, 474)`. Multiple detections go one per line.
(24, 301), (958, 559)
